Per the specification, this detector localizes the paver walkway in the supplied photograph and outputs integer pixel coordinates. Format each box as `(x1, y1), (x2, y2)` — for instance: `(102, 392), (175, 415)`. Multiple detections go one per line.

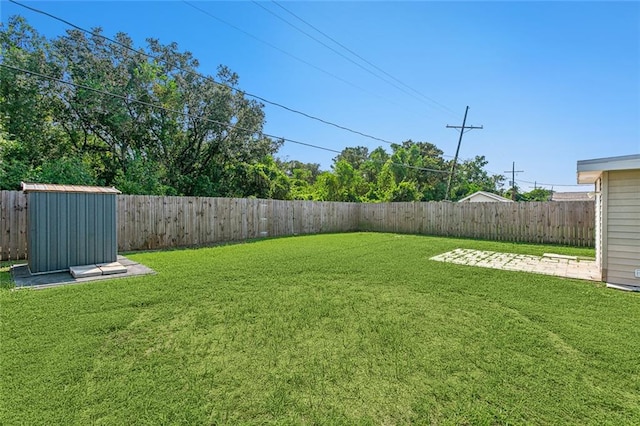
(430, 249), (600, 281)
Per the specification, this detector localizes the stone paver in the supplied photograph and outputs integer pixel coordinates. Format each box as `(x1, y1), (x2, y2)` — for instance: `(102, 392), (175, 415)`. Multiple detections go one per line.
(430, 249), (600, 281)
(97, 261), (128, 275)
(69, 264), (103, 278)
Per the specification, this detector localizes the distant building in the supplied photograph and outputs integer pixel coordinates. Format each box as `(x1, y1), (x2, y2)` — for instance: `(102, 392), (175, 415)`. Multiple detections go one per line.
(458, 191), (512, 203)
(551, 192), (593, 202)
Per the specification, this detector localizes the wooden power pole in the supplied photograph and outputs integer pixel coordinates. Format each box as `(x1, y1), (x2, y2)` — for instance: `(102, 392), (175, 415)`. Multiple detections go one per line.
(504, 162), (524, 201)
(445, 106), (483, 200)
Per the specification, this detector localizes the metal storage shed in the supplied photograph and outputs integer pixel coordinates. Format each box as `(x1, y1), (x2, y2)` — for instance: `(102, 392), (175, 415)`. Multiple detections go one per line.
(577, 154), (640, 291)
(22, 183), (121, 274)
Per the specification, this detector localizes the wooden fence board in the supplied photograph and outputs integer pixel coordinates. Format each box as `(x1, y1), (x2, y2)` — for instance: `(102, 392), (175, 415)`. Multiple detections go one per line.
(0, 192), (8, 260)
(1, 191), (27, 260)
(0, 191), (596, 260)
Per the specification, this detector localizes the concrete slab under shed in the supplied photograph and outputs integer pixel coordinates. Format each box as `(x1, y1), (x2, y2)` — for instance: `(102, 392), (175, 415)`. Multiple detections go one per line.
(10, 256), (154, 289)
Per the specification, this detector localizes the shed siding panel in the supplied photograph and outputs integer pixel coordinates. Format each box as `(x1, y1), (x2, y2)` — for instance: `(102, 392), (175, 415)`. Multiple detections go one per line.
(27, 192), (117, 273)
(606, 170), (640, 286)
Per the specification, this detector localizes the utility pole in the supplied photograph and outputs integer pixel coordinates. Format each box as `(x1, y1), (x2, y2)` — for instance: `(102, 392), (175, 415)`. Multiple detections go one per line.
(445, 106), (483, 200)
(504, 162), (524, 201)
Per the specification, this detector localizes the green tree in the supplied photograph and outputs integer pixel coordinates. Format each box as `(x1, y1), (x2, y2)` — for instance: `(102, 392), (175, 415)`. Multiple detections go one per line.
(1, 15), (283, 195)
(520, 188), (553, 202)
(333, 146), (369, 170)
(113, 152), (172, 195)
(375, 160), (397, 201)
(360, 147), (389, 184)
(313, 160), (367, 202)
(0, 124), (30, 189)
(449, 155), (505, 201)
(390, 180), (421, 202)
(0, 16), (68, 186)
(312, 172), (340, 201)
(228, 156), (292, 200)
(28, 157), (97, 186)
(277, 159), (321, 200)
(377, 141), (447, 201)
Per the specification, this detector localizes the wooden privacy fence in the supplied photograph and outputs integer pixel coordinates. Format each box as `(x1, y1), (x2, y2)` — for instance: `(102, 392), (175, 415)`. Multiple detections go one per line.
(1, 191), (595, 261)
(116, 196), (360, 252)
(358, 201), (594, 246)
(0, 191), (27, 261)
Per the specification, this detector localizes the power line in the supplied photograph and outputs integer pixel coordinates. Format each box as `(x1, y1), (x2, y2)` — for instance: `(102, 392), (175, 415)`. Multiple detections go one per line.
(252, 0), (456, 118)
(2, 64), (450, 175)
(516, 179), (587, 188)
(8, 0), (398, 146)
(425, 154), (588, 190)
(1, 63), (339, 153)
(482, 166), (588, 189)
(180, 0), (411, 113)
(8, 0), (465, 162)
(271, 0), (461, 119)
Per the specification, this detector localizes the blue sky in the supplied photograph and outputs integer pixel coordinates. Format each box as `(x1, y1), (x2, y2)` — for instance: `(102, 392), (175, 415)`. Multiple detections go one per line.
(2, 1), (639, 191)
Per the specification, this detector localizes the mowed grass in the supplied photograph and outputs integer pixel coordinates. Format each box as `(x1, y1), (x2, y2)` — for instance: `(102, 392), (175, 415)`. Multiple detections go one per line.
(1, 233), (638, 425)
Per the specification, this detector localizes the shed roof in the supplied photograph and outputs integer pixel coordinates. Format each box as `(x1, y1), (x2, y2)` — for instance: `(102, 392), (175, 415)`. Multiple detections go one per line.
(577, 154), (640, 184)
(21, 182), (121, 194)
(458, 191), (512, 203)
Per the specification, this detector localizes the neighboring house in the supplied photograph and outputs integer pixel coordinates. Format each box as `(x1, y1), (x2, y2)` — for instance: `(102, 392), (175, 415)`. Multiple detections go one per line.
(551, 192), (593, 202)
(577, 154), (640, 291)
(458, 191), (513, 203)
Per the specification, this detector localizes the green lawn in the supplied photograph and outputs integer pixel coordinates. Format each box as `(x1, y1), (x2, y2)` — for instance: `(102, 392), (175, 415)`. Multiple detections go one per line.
(1, 233), (638, 425)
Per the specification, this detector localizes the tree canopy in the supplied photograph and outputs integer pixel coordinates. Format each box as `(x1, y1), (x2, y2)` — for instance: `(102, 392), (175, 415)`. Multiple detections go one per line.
(1, 15), (509, 201)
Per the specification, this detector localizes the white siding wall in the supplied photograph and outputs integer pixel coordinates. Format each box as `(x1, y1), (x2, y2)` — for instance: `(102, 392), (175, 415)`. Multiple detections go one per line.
(595, 177), (603, 276)
(605, 170), (640, 286)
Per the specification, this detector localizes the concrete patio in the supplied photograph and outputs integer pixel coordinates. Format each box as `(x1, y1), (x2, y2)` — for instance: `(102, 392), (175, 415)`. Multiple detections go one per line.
(430, 248), (600, 282)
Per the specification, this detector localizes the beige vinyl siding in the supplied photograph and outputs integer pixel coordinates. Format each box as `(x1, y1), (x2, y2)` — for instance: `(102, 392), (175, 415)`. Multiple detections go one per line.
(605, 170), (640, 286)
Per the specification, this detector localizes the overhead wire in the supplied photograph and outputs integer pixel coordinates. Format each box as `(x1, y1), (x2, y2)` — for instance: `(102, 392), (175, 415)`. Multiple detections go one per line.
(8, 0), (466, 163)
(2, 64), (450, 174)
(180, 0), (411, 113)
(251, 0), (445, 115)
(515, 179), (587, 188)
(8, 0), (399, 146)
(270, 0), (461, 119)
(481, 166), (589, 189)
(0, 64), (340, 154)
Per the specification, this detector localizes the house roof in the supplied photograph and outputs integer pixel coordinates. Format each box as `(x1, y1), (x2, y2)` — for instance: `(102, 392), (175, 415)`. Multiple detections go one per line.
(577, 154), (640, 184)
(550, 192), (593, 202)
(458, 191), (512, 203)
(21, 182), (121, 194)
